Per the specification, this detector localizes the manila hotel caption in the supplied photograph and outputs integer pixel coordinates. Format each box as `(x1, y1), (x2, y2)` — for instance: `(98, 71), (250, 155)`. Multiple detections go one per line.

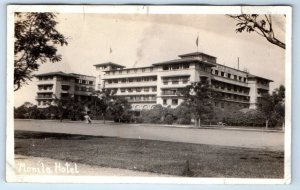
(35, 51), (272, 111)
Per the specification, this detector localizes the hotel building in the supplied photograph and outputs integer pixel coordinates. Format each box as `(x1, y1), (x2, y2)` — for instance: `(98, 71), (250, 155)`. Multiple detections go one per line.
(35, 72), (95, 108)
(94, 52), (272, 111)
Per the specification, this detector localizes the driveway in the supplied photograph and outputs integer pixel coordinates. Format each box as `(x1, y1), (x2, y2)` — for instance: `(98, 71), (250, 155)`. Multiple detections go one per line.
(14, 120), (284, 151)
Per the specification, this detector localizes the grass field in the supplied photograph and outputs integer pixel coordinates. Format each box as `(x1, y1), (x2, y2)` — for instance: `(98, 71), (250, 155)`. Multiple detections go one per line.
(15, 130), (284, 178)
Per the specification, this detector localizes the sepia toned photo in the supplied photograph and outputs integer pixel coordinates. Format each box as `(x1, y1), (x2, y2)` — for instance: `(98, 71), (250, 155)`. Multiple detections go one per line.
(6, 5), (292, 184)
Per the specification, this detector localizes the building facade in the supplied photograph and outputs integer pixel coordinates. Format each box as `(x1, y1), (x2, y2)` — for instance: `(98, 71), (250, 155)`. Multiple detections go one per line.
(35, 72), (96, 108)
(94, 52), (272, 111)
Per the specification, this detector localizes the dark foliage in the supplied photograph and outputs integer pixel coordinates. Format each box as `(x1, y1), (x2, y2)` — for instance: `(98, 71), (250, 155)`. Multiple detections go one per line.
(14, 13), (68, 91)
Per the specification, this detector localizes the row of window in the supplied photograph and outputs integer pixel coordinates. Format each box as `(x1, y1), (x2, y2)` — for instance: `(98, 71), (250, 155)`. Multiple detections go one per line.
(257, 88), (269, 95)
(37, 100), (52, 106)
(215, 101), (248, 109)
(75, 85), (94, 92)
(124, 95), (156, 102)
(75, 79), (94, 85)
(36, 93), (53, 99)
(37, 76), (54, 81)
(120, 87), (157, 93)
(219, 93), (250, 102)
(38, 85), (53, 91)
(161, 89), (179, 96)
(211, 81), (250, 94)
(163, 80), (189, 85)
(106, 67), (154, 75)
(211, 69), (247, 83)
(106, 77), (157, 84)
(257, 80), (269, 86)
(162, 64), (190, 71)
(163, 99), (178, 106)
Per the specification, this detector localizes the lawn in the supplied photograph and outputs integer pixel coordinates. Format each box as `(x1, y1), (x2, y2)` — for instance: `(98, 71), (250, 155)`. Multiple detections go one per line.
(14, 130), (284, 178)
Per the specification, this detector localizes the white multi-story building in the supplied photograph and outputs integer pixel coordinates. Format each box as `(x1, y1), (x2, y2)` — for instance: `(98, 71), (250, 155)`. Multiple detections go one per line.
(94, 52), (272, 111)
(35, 71), (96, 108)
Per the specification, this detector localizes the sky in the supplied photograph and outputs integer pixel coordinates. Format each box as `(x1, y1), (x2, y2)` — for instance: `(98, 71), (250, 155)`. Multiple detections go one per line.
(14, 13), (286, 107)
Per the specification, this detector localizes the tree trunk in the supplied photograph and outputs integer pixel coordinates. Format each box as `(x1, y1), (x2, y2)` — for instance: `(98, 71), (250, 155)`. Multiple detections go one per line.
(282, 121), (285, 131)
(265, 119), (269, 129)
(198, 118), (201, 127)
(102, 113), (105, 124)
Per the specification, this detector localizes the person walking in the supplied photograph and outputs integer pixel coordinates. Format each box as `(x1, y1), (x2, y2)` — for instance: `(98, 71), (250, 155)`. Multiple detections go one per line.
(84, 112), (92, 124)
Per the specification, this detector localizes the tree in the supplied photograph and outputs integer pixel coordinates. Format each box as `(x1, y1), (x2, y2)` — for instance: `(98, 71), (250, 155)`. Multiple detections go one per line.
(227, 14), (285, 49)
(86, 89), (116, 124)
(258, 85), (285, 128)
(180, 77), (218, 127)
(109, 97), (131, 123)
(14, 13), (68, 91)
(51, 94), (85, 121)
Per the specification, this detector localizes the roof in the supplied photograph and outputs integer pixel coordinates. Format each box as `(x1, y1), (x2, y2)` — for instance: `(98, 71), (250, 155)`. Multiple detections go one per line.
(178, 52), (217, 59)
(69, 73), (96, 78)
(247, 74), (273, 82)
(34, 71), (77, 78)
(152, 57), (216, 67)
(34, 71), (95, 78)
(93, 62), (125, 68)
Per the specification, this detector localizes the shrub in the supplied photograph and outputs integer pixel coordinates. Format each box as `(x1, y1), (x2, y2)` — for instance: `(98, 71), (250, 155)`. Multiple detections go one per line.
(164, 114), (174, 125)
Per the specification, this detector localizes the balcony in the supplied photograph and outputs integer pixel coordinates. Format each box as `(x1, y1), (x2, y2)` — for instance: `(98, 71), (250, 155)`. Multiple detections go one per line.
(105, 81), (157, 88)
(212, 76), (248, 87)
(103, 72), (157, 79)
(117, 91), (157, 96)
(161, 81), (190, 88)
(212, 87), (250, 97)
(35, 96), (54, 100)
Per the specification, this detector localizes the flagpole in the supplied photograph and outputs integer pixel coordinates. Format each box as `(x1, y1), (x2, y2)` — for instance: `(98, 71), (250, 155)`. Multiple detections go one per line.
(196, 32), (199, 52)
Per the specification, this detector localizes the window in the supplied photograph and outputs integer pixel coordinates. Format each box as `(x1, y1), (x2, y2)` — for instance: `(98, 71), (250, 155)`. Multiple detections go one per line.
(38, 101), (41, 106)
(163, 65), (169, 70)
(163, 99), (167, 105)
(152, 87), (157, 92)
(136, 78), (141, 82)
(234, 75), (237, 80)
(134, 69), (137, 73)
(136, 88), (141, 92)
(227, 73), (231, 79)
(239, 76), (242, 81)
(150, 67), (153, 72)
(142, 68), (145, 72)
(120, 89), (125, 93)
(144, 88), (149, 92)
(215, 70), (219, 75)
(163, 81), (168, 85)
(128, 88), (133, 92)
(172, 65), (180, 70)
(244, 78), (247, 82)
(172, 81), (179, 84)
(121, 79), (126, 83)
(89, 81), (93, 85)
(221, 72), (225, 77)
(221, 102), (225, 108)
(82, 80), (86, 84)
(183, 64), (189, 69)
(61, 85), (70, 91)
(127, 70), (130, 74)
(144, 77), (149, 82)
(182, 80), (188, 84)
(172, 99), (178, 105)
